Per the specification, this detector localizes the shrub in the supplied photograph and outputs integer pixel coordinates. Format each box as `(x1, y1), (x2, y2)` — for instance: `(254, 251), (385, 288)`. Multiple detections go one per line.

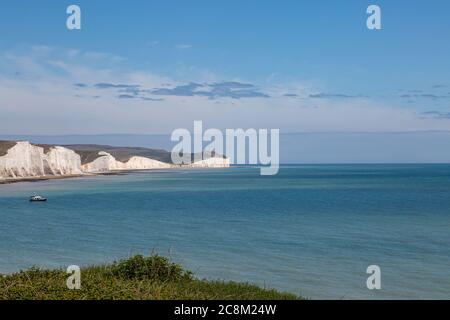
(110, 255), (192, 282)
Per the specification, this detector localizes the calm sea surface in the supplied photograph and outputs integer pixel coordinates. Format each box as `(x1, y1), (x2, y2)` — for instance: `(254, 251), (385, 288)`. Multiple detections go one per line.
(0, 165), (449, 299)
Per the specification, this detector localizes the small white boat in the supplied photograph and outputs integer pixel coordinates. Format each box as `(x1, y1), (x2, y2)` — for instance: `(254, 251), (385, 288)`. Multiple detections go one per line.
(30, 195), (47, 202)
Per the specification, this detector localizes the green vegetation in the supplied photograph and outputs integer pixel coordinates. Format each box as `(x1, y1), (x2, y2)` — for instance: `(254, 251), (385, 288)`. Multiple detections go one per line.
(0, 255), (301, 300)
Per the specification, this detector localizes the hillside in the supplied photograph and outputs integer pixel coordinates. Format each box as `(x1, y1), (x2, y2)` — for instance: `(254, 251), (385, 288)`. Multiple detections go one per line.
(0, 255), (301, 300)
(0, 141), (17, 157)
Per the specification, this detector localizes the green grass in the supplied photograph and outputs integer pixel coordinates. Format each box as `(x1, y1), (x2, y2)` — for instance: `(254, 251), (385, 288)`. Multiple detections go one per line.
(0, 255), (302, 300)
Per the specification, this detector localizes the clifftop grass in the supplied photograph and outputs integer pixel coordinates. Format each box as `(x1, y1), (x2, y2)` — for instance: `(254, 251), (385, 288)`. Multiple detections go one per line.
(0, 255), (301, 300)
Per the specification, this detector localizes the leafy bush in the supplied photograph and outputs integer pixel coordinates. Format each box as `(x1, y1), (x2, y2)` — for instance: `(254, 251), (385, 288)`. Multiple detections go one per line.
(110, 255), (193, 282)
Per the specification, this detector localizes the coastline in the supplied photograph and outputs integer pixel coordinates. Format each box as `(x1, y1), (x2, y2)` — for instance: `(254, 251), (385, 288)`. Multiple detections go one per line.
(0, 141), (230, 185)
(0, 166), (229, 185)
(0, 171), (137, 185)
(0, 173), (89, 185)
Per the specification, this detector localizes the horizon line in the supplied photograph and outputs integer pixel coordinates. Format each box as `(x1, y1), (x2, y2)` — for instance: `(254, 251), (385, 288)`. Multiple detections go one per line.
(2, 130), (450, 137)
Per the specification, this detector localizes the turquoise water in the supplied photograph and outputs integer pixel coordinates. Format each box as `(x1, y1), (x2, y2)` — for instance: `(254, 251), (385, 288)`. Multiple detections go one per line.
(0, 165), (449, 299)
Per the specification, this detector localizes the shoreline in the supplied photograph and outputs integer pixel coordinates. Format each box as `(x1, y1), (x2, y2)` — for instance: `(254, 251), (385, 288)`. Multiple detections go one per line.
(0, 166), (231, 185)
(0, 173), (89, 185)
(0, 171), (135, 185)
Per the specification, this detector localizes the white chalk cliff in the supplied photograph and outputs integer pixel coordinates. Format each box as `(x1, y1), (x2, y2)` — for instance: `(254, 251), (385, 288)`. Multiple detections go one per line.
(0, 141), (229, 181)
(81, 152), (173, 173)
(189, 156), (230, 168)
(0, 142), (82, 179)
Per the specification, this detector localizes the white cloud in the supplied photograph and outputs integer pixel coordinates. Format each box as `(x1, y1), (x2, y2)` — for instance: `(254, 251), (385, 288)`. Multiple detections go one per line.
(1, 45), (449, 135)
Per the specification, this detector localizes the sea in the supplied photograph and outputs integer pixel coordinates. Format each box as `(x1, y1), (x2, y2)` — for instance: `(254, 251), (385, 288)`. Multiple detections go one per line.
(0, 164), (449, 299)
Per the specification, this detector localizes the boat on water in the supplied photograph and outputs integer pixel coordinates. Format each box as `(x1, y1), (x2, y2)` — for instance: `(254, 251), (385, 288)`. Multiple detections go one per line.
(30, 195), (47, 202)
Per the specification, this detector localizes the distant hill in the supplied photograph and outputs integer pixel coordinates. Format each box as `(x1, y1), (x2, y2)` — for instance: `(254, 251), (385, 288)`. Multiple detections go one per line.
(0, 141), (17, 157)
(49, 144), (173, 165)
(1, 141), (173, 164)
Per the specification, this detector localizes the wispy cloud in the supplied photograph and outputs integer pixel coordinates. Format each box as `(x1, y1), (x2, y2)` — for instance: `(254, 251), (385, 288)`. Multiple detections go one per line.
(94, 83), (140, 89)
(73, 83), (88, 88)
(82, 51), (124, 63)
(75, 81), (270, 100)
(151, 81), (269, 99)
(152, 82), (201, 96)
(420, 111), (450, 119)
(118, 94), (136, 99)
(140, 97), (164, 101)
(309, 93), (368, 99)
(175, 44), (193, 49)
(400, 93), (449, 99)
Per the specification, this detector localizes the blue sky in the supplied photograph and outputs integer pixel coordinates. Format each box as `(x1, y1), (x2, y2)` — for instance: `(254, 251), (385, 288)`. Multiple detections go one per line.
(0, 0), (450, 135)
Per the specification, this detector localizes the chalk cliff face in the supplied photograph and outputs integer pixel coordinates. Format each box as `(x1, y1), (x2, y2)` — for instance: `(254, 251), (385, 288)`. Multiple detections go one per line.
(0, 141), (82, 179)
(189, 156), (230, 168)
(0, 141), (230, 181)
(81, 152), (173, 173)
(45, 146), (84, 176)
(81, 152), (228, 172)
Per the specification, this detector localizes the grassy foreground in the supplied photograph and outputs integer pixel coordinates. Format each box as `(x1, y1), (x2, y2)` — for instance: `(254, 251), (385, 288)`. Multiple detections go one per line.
(0, 255), (301, 300)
